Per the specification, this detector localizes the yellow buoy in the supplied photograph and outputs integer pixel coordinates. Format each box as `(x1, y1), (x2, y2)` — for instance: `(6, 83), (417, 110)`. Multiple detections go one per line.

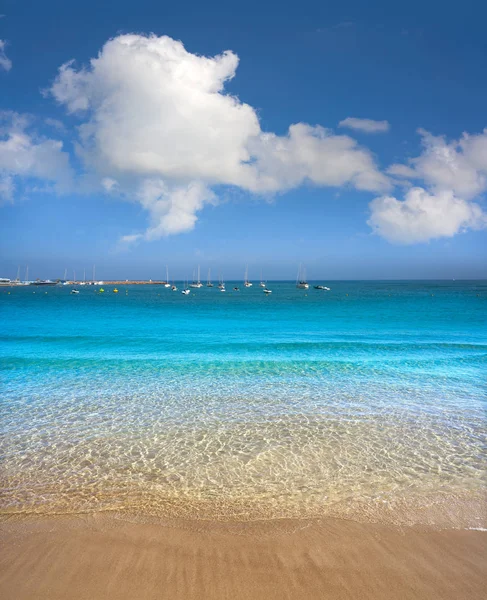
(113, 288), (119, 293)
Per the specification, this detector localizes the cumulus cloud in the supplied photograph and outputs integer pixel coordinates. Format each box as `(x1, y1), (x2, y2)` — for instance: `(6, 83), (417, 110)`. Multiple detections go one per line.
(133, 179), (217, 240)
(368, 187), (487, 244)
(0, 111), (73, 199)
(388, 129), (487, 198)
(48, 34), (389, 239)
(338, 117), (390, 134)
(0, 39), (12, 71)
(371, 128), (487, 243)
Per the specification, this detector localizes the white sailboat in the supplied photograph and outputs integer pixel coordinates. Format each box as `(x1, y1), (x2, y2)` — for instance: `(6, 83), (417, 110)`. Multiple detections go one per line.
(244, 265), (252, 287)
(296, 263), (309, 289)
(218, 273), (225, 290)
(189, 265), (203, 288)
(259, 269), (265, 287)
(206, 268), (213, 287)
(164, 266), (171, 288)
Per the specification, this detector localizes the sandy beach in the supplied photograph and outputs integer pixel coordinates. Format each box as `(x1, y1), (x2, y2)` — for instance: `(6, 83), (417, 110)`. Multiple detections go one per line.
(1, 514), (485, 599)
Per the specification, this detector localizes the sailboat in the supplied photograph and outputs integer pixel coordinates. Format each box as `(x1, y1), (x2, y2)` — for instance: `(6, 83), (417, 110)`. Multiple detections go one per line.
(189, 266), (203, 288)
(181, 280), (190, 295)
(164, 266), (171, 288)
(259, 269), (266, 287)
(296, 264), (309, 289)
(244, 265), (252, 287)
(206, 268), (214, 287)
(218, 273), (225, 290)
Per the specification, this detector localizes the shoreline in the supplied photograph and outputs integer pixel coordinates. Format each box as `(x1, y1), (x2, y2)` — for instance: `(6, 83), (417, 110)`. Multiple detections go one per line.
(1, 513), (485, 599)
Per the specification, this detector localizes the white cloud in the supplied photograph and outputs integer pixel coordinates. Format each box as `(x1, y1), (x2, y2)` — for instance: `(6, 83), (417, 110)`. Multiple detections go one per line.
(0, 111), (73, 197)
(44, 117), (67, 133)
(389, 129), (487, 198)
(0, 39), (12, 72)
(135, 179), (217, 239)
(368, 187), (487, 244)
(101, 177), (118, 192)
(373, 129), (487, 243)
(246, 124), (390, 193)
(338, 117), (390, 134)
(0, 173), (14, 203)
(49, 33), (389, 239)
(387, 163), (416, 179)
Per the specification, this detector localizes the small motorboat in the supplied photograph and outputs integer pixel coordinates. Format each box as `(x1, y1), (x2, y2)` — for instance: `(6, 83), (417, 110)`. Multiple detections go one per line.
(171, 285), (178, 291)
(314, 285), (331, 290)
(263, 288), (272, 294)
(181, 288), (190, 295)
(70, 289), (79, 294)
(233, 286), (240, 291)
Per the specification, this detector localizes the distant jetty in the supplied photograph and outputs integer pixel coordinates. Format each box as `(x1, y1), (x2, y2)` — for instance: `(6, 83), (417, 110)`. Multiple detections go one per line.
(0, 279), (170, 287)
(78, 280), (169, 285)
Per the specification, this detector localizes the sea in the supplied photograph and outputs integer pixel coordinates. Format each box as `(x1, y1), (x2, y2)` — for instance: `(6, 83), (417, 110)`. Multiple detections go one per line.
(1, 281), (486, 528)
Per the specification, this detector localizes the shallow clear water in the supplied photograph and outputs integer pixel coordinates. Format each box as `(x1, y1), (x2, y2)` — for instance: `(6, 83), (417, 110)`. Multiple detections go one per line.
(1, 281), (486, 526)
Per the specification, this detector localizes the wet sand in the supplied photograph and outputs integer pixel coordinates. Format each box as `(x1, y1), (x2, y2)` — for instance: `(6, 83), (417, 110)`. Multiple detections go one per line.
(0, 514), (485, 599)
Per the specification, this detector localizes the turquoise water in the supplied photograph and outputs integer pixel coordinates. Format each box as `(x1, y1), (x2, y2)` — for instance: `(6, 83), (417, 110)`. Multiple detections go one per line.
(1, 281), (486, 527)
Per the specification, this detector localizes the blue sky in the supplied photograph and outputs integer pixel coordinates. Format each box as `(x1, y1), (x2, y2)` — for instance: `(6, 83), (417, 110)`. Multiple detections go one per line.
(0, 0), (486, 280)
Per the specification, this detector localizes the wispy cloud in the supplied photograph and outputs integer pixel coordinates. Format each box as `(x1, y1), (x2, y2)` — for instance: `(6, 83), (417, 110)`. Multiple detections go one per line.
(0, 39), (12, 72)
(339, 117), (390, 134)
